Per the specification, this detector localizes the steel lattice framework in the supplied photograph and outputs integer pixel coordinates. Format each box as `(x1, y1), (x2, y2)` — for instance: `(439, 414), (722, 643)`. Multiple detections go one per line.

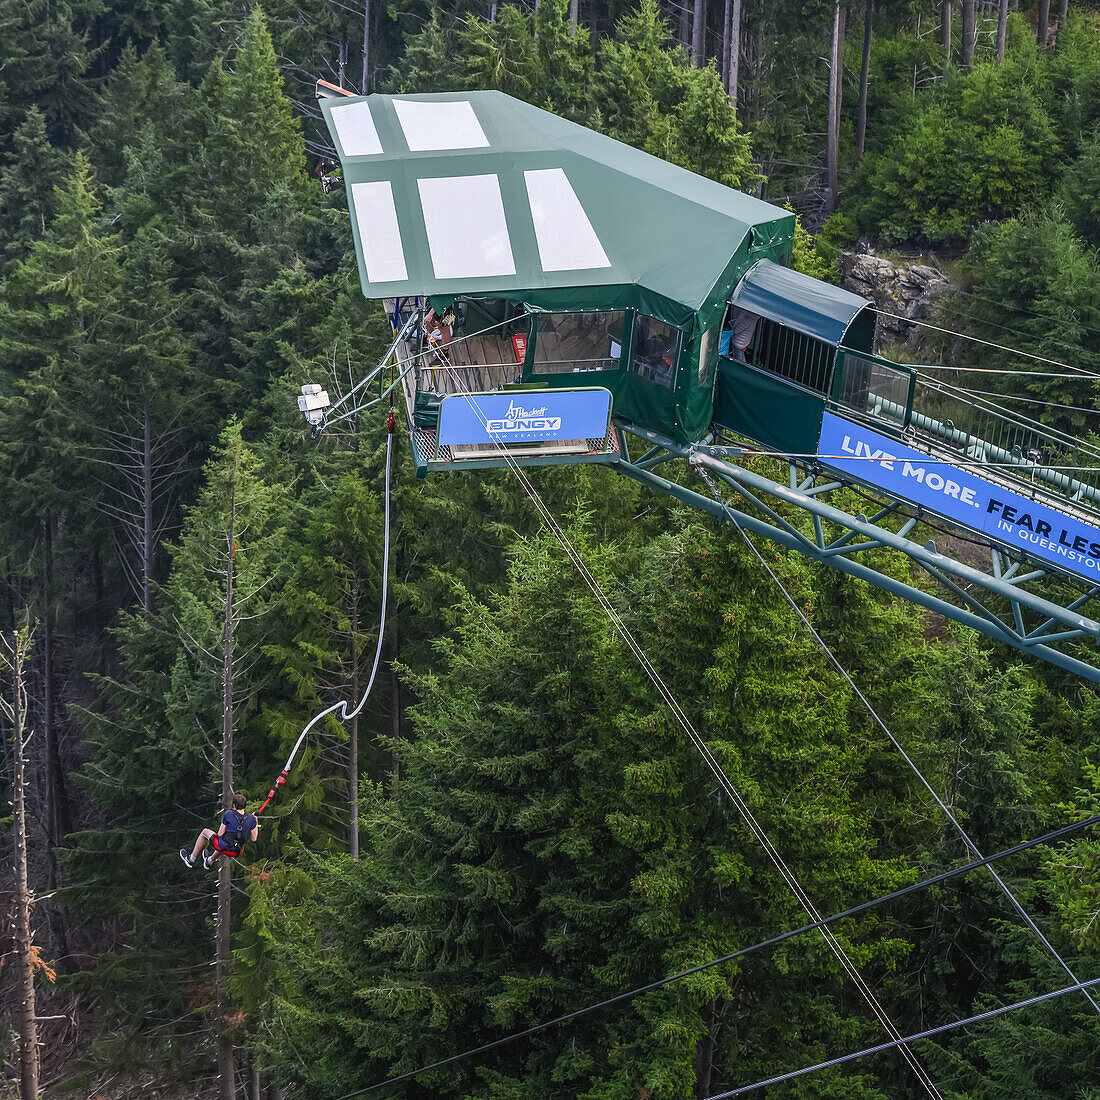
(613, 422), (1100, 684)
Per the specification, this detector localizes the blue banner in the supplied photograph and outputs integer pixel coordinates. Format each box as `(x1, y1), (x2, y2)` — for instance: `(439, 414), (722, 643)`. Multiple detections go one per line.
(437, 389), (612, 447)
(818, 412), (1100, 584)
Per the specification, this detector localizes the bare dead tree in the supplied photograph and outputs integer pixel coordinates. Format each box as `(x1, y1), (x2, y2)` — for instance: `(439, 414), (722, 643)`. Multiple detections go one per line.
(941, 0), (952, 71)
(2, 616), (39, 1100)
(825, 2), (846, 213)
(84, 395), (189, 615)
(856, 0), (873, 161)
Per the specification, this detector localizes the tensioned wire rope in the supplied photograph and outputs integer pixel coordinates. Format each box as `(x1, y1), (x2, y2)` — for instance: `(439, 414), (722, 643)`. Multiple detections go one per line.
(325, 344), (1089, 1097)
(691, 461), (1100, 1018)
(330, 809), (1100, 1099)
(705, 974), (1100, 1099)
(868, 309), (1100, 377)
(411, 388), (945, 1097)
(439, 402), (1100, 1092)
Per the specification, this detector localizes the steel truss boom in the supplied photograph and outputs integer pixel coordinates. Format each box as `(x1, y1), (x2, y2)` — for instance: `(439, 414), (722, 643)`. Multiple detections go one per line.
(612, 423), (1100, 684)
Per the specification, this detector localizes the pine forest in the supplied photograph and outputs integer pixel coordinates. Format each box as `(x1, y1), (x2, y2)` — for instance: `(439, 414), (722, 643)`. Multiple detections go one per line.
(5, 0), (1100, 1097)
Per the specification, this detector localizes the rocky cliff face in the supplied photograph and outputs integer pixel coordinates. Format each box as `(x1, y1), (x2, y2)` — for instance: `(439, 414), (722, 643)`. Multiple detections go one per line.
(839, 249), (951, 346)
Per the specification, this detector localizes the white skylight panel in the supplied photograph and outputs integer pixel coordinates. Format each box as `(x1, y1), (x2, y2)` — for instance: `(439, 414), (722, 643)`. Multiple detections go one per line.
(328, 100), (383, 156)
(394, 99), (490, 151)
(350, 181), (408, 282)
(417, 174), (516, 280)
(524, 168), (611, 272)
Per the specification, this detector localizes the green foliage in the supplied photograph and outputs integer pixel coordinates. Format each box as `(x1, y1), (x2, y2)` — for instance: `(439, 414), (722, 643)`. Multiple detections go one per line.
(948, 206), (1100, 435)
(7, 2), (1100, 1096)
(852, 38), (1061, 244)
(789, 206), (838, 283)
(0, 107), (66, 271)
(593, 0), (755, 189)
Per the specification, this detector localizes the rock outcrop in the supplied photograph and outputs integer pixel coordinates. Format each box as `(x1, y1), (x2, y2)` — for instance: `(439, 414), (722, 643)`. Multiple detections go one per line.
(839, 248), (951, 345)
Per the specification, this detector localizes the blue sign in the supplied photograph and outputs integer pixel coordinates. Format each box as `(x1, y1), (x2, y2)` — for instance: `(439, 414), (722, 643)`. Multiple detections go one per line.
(437, 389), (612, 447)
(818, 412), (1100, 584)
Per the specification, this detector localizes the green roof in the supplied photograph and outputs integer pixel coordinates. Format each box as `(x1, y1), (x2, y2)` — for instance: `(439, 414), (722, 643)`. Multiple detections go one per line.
(321, 91), (794, 326)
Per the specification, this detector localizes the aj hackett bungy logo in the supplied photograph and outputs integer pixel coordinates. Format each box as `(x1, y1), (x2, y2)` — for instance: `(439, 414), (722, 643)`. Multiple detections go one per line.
(437, 389), (612, 449)
(485, 401), (562, 435)
(819, 412), (1100, 583)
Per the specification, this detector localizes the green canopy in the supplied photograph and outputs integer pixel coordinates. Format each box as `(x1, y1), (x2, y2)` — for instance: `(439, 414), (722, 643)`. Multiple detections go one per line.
(320, 91), (794, 330)
(730, 259), (874, 349)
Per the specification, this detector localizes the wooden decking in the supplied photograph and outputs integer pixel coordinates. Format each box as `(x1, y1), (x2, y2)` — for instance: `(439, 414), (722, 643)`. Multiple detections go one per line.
(387, 300), (525, 426)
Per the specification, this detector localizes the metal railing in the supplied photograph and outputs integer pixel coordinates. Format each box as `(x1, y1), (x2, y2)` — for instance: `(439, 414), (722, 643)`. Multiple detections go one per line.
(832, 349), (1100, 521)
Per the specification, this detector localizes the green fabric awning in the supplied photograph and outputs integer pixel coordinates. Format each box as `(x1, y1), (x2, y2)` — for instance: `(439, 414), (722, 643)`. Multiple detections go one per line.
(320, 91), (794, 329)
(729, 259), (873, 348)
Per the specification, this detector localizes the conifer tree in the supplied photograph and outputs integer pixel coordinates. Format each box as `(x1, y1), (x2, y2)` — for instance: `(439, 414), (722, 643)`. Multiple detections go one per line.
(251, 521), (909, 1098)
(67, 422), (285, 1090)
(0, 107), (65, 273)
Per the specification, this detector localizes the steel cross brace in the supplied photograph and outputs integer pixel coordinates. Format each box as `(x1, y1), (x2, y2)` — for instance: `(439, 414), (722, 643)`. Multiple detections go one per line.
(611, 425), (1100, 684)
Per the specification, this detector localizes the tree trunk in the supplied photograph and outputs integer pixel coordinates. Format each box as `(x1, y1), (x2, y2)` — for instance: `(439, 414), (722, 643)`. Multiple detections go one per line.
(348, 590), (360, 860)
(1056, 0), (1069, 45)
(995, 0), (1008, 60)
(692, 0), (706, 63)
(10, 634), (39, 1100)
(721, 0), (732, 88)
(143, 403), (154, 615)
(728, 0), (742, 100)
(41, 514), (72, 882)
(679, 0), (692, 51)
(825, 1), (846, 214)
(570, 0), (578, 32)
(217, 515), (236, 1100)
(941, 0), (952, 71)
(694, 1002), (716, 1097)
(856, 0), (872, 161)
(1037, 0), (1050, 44)
(361, 0), (370, 93)
(389, 628), (401, 788)
(961, 0), (975, 67)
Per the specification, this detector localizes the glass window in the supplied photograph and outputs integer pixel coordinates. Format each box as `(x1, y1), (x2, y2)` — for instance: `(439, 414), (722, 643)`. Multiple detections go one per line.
(698, 326), (717, 386)
(529, 312), (626, 375)
(630, 315), (680, 388)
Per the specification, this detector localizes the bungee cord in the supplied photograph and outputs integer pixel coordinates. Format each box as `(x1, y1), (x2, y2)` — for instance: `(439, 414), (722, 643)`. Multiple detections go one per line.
(692, 462), (1100, 1021)
(254, 414), (394, 818)
(332, 810), (1100, 1099)
(439, 391), (943, 1097)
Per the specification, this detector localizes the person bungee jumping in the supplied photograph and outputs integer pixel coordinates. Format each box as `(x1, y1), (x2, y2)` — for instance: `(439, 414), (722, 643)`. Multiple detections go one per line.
(180, 793), (258, 870)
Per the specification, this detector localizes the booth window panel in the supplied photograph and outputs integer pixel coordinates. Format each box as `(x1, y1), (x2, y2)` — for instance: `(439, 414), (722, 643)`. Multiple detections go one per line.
(838, 353), (910, 422)
(394, 99), (490, 151)
(529, 312), (626, 375)
(631, 315), (680, 388)
(418, 174), (516, 279)
(328, 100), (383, 156)
(752, 319), (836, 396)
(350, 181), (408, 282)
(698, 326), (718, 386)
